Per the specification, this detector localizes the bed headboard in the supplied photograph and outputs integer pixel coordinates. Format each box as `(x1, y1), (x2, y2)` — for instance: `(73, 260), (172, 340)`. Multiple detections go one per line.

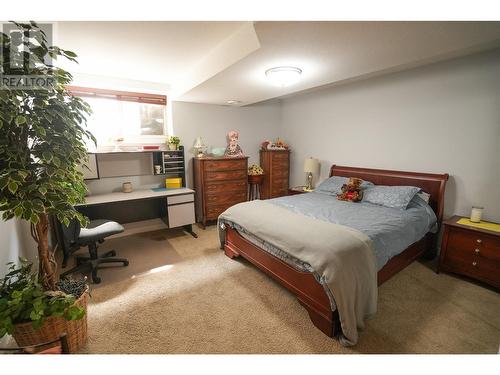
(329, 165), (449, 223)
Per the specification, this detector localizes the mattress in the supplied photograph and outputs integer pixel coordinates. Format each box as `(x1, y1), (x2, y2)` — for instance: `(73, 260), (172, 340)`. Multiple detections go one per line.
(244, 191), (437, 271)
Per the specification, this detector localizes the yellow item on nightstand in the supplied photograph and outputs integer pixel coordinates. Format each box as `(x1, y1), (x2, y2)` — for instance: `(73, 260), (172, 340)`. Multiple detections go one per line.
(165, 177), (182, 189)
(456, 218), (500, 233)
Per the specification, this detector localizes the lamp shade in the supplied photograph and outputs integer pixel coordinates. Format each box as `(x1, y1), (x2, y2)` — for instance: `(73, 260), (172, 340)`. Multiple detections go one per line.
(193, 136), (205, 148)
(303, 157), (319, 174)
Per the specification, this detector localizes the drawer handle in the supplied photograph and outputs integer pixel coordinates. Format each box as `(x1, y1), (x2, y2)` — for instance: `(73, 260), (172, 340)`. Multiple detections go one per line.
(474, 248), (480, 254)
(472, 261), (477, 267)
(476, 239), (482, 244)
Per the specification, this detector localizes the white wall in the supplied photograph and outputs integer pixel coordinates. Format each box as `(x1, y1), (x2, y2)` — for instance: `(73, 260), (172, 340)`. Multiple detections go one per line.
(0, 220), (37, 278)
(280, 49), (500, 222)
(85, 100), (282, 194)
(173, 101), (282, 187)
(4, 50), (498, 276)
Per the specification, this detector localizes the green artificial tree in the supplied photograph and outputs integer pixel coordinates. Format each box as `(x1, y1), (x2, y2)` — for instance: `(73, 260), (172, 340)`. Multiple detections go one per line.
(0, 22), (94, 290)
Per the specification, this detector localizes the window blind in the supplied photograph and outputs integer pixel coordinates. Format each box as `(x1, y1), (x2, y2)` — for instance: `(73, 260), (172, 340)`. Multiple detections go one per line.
(65, 86), (166, 106)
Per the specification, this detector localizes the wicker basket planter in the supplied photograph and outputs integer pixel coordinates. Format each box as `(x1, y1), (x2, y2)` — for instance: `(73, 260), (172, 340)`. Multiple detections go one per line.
(12, 290), (88, 353)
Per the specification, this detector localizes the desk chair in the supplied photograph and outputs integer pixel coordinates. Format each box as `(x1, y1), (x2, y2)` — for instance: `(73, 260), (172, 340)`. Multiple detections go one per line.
(60, 219), (129, 284)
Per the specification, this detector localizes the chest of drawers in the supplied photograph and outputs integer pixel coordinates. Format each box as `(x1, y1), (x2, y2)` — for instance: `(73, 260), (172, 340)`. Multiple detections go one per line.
(193, 156), (248, 227)
(260, 150), (290, 199)
(439, 216), (500, 289)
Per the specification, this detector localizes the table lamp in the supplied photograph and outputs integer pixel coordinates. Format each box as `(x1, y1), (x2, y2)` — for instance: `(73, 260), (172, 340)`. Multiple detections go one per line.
(303, 157), (319, 191)
(193, 136), (207, 158)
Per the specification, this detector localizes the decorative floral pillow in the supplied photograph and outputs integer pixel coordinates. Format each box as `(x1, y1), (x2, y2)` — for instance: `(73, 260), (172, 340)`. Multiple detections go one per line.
(417, 191), (431, 204)
(316, 176), (373, 194)
(363, 185), (421, 210)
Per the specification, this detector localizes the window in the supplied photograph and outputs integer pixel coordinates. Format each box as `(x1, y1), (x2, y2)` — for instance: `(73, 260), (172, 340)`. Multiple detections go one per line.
(66, 86), (167, 151)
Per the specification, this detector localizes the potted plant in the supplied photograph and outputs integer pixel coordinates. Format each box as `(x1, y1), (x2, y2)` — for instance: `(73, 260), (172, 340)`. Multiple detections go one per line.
(248, 164), (265, 184)
(167, 135), (181, 150)
(0, 22), (93, 349)
(0, 260), (88, 353)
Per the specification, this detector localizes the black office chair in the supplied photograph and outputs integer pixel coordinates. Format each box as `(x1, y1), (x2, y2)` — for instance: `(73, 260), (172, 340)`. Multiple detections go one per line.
(60, 219), (129, 284)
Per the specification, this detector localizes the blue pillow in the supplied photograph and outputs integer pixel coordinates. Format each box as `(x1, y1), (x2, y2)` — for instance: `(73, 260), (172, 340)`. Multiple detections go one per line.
(316, 176), (373, 194)
(316, 176), (347, 193)
(363, 185), (421, 210)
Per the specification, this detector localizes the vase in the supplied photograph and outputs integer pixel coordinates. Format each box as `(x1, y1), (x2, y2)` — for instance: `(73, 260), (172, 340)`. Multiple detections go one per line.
(122, 182), (133, 193)
(168, 143), (178, 151)
(12, 290), (89, 353)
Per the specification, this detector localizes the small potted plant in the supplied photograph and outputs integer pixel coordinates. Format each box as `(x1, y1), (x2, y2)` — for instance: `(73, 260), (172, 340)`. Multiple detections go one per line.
(167, 136), (181, 150)
(0, 260), (89, 353)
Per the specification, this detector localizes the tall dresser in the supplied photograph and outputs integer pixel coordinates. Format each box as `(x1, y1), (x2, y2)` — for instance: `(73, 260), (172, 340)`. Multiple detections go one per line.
(260, 149), (290, 199)
(193, 156), (248, 227)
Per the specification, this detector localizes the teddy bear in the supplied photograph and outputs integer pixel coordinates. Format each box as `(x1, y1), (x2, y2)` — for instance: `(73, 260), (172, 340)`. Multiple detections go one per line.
(336, 177), (364, 202)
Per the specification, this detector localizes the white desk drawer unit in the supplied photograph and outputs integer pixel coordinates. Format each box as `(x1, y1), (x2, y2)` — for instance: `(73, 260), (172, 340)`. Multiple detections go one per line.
(167, 194), (194, 205)
(166, 193), (195, 228)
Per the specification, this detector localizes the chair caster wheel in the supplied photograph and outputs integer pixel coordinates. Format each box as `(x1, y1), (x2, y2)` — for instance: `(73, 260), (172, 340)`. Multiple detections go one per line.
(92, 276), (101, 284)
(124, 260), (129, 266)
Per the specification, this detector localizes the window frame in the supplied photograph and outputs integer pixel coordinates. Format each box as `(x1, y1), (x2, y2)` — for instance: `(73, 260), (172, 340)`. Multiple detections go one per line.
(66, 86), (168, 149)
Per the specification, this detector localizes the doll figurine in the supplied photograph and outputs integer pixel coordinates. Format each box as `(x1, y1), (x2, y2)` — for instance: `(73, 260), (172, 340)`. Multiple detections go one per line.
(224, 130), (244, 157)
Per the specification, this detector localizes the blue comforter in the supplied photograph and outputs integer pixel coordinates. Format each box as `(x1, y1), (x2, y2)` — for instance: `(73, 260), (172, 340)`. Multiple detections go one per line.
(268, 191), (437, 270)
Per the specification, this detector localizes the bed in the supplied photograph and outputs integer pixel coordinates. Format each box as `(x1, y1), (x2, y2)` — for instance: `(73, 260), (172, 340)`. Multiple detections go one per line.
(218, 165), (448, 345)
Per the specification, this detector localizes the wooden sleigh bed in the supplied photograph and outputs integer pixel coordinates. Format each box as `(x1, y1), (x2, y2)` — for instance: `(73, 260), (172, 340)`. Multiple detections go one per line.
(222, 165), (448, 338)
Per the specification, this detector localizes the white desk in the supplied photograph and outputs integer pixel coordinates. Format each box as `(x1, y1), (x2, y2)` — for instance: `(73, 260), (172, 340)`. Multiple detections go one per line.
(78, 187), (194, 206)
(76, 187), (197, 239)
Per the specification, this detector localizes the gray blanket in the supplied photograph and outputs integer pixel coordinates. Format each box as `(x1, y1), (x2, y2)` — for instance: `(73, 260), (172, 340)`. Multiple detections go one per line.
(218, 200), (377, 346)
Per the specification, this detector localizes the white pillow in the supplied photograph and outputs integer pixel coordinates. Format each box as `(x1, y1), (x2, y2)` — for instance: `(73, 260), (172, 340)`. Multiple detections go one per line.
(417, 191), (431, 204)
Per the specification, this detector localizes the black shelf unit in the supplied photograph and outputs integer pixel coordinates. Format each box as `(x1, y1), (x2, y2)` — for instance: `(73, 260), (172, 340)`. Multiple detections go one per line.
(152, 146), (186, 187)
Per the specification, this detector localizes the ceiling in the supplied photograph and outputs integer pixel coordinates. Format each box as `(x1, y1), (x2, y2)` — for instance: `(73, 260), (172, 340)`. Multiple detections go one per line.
(180, 22), (500, 105)
(56, 21), (500, 105)
(56, 21), (259, 94)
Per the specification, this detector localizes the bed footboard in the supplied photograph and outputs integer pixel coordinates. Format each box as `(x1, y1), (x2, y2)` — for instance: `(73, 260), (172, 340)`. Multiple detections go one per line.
(224, 225), (339, 337)
(224, 225), (434, 338)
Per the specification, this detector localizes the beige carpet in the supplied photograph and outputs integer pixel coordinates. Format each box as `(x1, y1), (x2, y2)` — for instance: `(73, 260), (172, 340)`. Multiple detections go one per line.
(75, 226), (499, 354)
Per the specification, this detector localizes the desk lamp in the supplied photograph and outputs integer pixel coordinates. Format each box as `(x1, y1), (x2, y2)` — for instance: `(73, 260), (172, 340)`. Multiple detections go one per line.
(193, 137), (207, 158)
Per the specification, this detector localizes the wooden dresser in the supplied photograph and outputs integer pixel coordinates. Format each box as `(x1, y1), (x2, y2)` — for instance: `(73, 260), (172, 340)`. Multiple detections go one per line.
(439, 215), (499, 289)
(260, 150), (290, 199)
(193, 156), (248, 227)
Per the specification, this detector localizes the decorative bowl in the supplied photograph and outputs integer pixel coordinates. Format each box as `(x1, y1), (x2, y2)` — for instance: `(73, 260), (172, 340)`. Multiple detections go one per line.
(211, 147), (225, 157)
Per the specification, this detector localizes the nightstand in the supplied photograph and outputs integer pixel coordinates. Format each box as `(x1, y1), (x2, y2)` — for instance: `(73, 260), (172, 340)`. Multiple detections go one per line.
(439, 215), (500, 289)
(288, 186), (313, 195)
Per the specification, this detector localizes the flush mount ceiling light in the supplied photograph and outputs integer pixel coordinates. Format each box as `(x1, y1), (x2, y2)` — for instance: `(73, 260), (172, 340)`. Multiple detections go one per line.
(265, 66), (302, 87)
